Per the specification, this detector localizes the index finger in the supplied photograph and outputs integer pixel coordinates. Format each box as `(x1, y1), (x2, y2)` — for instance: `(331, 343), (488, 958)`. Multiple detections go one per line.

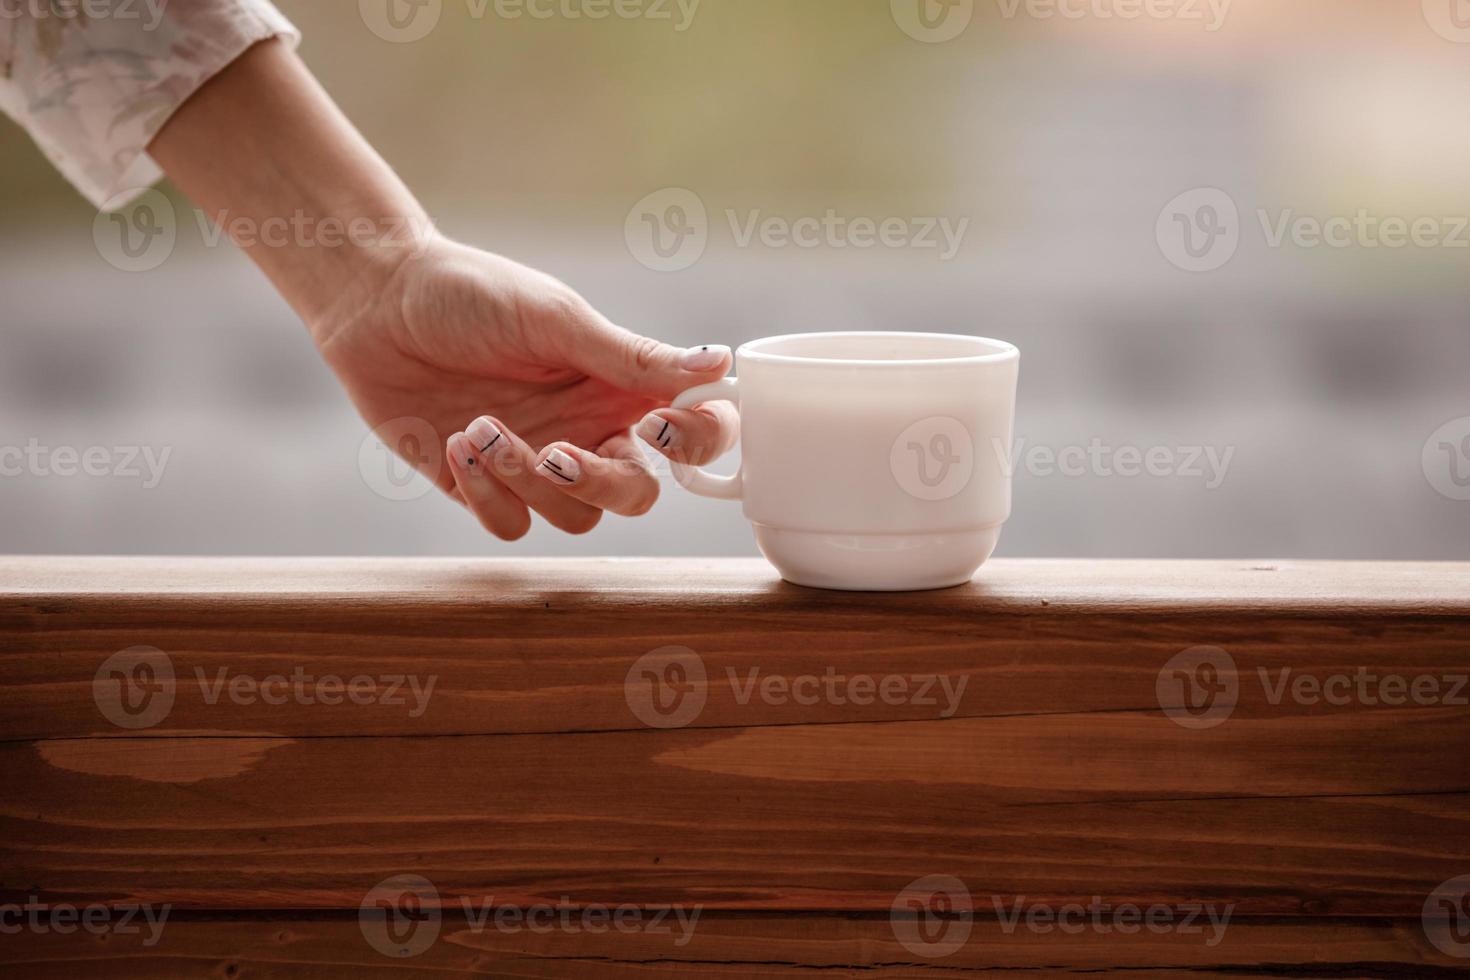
(635, 400), (740, 467)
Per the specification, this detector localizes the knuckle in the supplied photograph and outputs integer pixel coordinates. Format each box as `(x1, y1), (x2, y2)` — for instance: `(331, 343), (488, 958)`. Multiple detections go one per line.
(495, 519), (532, 542)
(539, 283), (595, 328)
(624, 490), (658, 518)
(560, 510), (603, 536)
(627, 334), (663, 373)
(477, 511), (528, 542)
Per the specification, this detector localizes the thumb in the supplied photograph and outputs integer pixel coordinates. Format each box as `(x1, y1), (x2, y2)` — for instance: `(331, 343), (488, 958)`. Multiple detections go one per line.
(561, 304), (731, 400)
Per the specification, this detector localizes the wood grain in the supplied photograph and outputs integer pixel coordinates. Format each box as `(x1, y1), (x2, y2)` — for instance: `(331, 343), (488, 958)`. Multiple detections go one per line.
(3, 721), (1467, 913)
(3, 558), (1468, 739)
(7, 556), (1469, 607)
(2, 558), (1468, 974)
(0, 913), (1464, 978)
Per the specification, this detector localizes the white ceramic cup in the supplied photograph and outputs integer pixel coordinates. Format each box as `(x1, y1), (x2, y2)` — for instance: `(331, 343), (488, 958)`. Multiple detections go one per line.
(669, 331), (1020, 591)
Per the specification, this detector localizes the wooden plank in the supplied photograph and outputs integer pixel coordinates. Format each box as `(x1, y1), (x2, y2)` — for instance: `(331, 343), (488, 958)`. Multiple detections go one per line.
(0, 913), (1463, 978)
(3, 719), (1466, 913)
(3, 558), (1467, 974)
(5, 556), (1469, 608)
(3, 558), (1468, 739)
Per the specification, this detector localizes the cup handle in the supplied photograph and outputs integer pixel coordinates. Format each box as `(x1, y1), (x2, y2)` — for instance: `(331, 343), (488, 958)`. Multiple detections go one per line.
(668, 377), (742, 500)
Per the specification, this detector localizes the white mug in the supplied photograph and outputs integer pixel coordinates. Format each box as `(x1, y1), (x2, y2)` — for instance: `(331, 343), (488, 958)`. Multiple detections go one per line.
(669, 331), (1020, 591)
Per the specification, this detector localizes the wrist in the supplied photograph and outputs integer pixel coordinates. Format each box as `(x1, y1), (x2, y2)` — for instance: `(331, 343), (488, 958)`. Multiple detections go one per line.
(301, 219), (446, 351)
(148, 38), (438, 338)
(291, 206), (439, 334)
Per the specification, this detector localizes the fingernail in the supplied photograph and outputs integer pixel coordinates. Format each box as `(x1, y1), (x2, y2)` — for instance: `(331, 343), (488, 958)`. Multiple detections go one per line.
(637, 413), (678, 451)
(466, 416), (504, 456)
(681, 345), (730, 372)
(448, 433), (479, 471)
(538, 447), (580, 485)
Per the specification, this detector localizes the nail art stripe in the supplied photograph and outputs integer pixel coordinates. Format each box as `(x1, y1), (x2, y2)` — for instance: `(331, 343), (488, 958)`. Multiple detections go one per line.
(541, 460), (575, 483)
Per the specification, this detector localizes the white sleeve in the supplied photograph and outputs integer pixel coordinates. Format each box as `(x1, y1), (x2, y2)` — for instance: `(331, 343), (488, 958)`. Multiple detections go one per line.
(0, 0), (300, 210)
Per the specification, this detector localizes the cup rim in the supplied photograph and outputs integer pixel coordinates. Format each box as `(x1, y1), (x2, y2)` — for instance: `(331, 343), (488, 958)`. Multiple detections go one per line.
(736, 331), (1019, 367)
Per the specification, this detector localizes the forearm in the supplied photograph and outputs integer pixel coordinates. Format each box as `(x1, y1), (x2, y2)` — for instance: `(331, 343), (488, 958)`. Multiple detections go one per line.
(148, 38), (433, 334)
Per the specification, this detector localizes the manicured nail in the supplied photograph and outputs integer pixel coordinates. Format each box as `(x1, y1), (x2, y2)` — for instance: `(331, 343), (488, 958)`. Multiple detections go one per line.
(466, 416), (504, 456)
(538, 447), (580, 485)
(681, 345), (730, 372)
(448, 433), (479, 470)
(637, 413), (678, 451)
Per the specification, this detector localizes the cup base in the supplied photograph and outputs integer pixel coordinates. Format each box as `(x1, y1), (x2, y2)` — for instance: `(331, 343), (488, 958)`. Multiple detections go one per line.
(752, 524), (1002, 592)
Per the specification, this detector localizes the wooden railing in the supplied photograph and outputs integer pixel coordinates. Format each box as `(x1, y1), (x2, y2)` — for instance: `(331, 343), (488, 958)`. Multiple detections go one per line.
(2, 557), (1468, 976)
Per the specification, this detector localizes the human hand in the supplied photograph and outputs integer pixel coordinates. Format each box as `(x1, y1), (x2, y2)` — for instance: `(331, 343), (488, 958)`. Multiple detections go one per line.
(148, 39), (739, 538)
(312, 235), (740, 538)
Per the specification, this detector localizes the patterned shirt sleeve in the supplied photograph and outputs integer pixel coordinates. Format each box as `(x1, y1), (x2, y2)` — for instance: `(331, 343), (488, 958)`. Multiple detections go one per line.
(0, 0), (300, 210)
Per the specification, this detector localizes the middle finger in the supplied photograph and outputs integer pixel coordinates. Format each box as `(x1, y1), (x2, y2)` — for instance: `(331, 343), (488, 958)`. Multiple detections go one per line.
(465, 415), (604, 535)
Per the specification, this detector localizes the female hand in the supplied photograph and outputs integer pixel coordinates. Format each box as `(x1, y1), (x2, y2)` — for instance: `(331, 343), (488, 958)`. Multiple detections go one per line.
(149, 38), (738, 539)
(313, 235), (739, 539)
